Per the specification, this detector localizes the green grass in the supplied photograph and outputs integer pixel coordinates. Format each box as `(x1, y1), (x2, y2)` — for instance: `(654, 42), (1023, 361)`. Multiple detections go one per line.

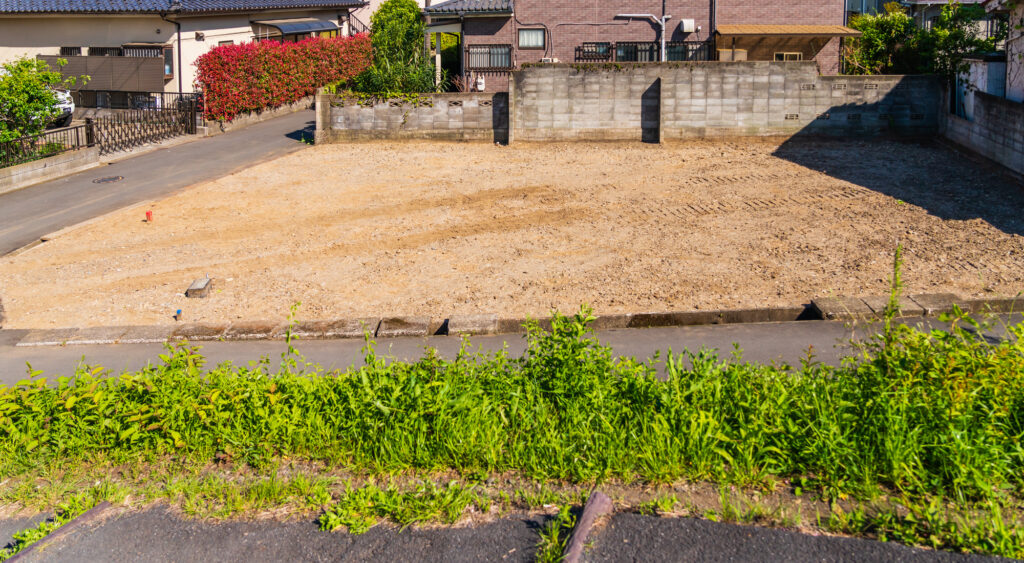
(0, 494), (95, 561)
(535, 505), (576, 563)
(0, 256), (1022, 557)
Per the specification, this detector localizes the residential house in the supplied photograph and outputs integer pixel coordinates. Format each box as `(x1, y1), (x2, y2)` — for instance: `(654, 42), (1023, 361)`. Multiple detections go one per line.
(984, 0), (1023, 102)
(423, 0), (858, 92)
(903, 0), (1002, 37)
(0, 0), (367, 106)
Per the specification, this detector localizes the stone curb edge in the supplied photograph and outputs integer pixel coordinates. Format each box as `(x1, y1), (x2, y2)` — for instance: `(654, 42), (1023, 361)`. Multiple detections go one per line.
(6, 501), (111, 562)
(3, 293), (1020, 348)
(563, 491), (614, 563)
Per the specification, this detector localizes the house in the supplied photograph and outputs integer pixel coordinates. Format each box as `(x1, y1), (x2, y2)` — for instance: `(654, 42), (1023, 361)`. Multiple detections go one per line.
(903, 0), (1001, 37)
(0, 0), (368, 104)
(984, 0), (1023, 102)
(423, 0), (858, 92)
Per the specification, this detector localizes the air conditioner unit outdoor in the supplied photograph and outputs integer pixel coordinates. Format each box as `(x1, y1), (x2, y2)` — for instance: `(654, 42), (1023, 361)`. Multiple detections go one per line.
(540, 57), (560, 63)
(679, 19), (696, 33)
(717, 49), (747, 62)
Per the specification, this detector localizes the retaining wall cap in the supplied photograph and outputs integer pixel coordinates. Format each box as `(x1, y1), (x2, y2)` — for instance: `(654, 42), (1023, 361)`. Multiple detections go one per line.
(810, 296), (874, 321)
(65, 325), (130, 345)
(377, 316), (431, 338)
(15, 328), (79, 347)
(171, 322), (230, 341)
(223, 320), (284, 341)
(860, 295), (925, 317)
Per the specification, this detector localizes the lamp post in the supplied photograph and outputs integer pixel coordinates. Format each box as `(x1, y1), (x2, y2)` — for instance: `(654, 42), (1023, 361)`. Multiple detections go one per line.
(616, 13), (672, 61)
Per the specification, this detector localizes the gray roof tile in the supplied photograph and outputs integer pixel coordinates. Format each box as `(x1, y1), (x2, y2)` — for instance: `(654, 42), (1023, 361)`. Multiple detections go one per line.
(424, 0), (512, 15)
(0, 0), (364, 14)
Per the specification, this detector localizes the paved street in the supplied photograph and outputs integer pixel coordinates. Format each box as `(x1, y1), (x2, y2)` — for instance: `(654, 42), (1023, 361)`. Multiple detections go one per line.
(0, 110), (315, 255)
(5, 508), (1006, 563)
(2, 315), (1019, 382)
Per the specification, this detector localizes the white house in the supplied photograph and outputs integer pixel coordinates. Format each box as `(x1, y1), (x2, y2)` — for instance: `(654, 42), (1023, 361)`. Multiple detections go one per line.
(984, 0), (1023, 102)
(0, 0), (368, 98)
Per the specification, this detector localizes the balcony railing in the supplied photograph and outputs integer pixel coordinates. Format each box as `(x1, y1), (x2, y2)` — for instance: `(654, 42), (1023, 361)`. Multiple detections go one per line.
(574, 40), (714, 63)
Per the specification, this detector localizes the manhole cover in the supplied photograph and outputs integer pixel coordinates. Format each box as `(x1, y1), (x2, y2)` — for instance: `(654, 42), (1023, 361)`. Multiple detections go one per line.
(93, 176), (124, 184)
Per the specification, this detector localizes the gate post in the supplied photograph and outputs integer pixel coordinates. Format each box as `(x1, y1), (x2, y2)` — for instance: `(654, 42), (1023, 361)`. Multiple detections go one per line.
(84, 118), (96, 146)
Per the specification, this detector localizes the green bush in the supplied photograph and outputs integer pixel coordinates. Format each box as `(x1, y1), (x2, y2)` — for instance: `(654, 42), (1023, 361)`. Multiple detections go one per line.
(352, 0), (441, 93)
(0, 57), (84, 143)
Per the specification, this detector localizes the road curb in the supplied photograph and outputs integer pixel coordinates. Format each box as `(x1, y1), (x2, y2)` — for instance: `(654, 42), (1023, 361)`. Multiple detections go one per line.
(4, 294), (1020, 348)
(563, 491), (613, 563)
(7, 501), (111, 562)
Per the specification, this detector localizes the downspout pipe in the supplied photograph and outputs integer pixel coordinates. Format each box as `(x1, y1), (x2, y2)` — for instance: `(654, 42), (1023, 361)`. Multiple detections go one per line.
(159, 10), (183, 93)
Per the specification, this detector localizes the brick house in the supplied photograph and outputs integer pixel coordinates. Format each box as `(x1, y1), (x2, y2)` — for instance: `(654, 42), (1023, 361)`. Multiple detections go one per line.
(424, 0), (858, 91)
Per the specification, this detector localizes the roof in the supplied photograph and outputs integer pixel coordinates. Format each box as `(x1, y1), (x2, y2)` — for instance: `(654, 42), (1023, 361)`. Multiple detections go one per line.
(715, 24), (861, 37)
(423, 0), (512, 16)
(0, 0), (365, 15)
(253, 17), (337, 34)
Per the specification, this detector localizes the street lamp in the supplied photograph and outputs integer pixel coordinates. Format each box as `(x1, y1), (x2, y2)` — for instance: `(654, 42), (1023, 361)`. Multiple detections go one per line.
(616, 13), (672, 61)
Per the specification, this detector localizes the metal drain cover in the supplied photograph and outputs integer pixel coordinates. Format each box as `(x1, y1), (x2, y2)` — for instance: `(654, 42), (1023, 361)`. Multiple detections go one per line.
(93, 176), (124, 184)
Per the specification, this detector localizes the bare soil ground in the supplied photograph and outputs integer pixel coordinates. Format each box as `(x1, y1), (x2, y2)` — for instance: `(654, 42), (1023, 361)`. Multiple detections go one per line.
(1, 138), (1022, 329)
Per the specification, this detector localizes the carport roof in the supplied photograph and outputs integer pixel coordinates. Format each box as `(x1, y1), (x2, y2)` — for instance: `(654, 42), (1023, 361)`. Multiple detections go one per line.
(424, 0), (513, 16)
(716, 25), (861, 37)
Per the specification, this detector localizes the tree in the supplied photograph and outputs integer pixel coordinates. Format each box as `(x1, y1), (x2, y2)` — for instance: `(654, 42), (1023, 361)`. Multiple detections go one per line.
(0, 57), (83, 143)
(844, 2), (918, 75)
(353, 0), (441, 93)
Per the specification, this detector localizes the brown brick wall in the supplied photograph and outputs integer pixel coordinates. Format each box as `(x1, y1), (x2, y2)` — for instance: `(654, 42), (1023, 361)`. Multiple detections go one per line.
(456, 0), (847, 90)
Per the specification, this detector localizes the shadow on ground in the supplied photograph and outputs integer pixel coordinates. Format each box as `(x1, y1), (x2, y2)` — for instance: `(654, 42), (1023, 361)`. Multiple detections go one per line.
(285, 120), (317, 144)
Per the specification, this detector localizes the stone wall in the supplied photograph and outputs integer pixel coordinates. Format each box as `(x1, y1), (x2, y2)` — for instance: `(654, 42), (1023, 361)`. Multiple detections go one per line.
(316, 92), (509, 143)
(0, 145), (100, 196)
(941, 91), (1024, 176)
(511, 62), (941, 142)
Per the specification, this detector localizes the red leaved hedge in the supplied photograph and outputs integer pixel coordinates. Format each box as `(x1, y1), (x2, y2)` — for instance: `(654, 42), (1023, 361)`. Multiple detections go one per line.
(195, 34), (371, 121)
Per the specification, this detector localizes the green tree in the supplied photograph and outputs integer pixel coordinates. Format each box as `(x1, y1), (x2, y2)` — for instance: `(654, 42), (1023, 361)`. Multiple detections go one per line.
(920, 2), (1002, 78)
(354, 0), (441, 93)
(844, 2), (918, 75)
(0, 57), (82, 143)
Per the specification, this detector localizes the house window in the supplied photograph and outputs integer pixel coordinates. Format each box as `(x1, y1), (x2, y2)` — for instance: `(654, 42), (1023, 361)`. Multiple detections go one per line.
(466, 44), (513, 70)
(59, 46), (82, 56)
(774, 52), (803, 61)
(319, 29), (338, 38)
(518, 29), (545, 50)
(616, 42), (658, 62)
(163, 46), (174, 79)
(219, 40), (235, 46)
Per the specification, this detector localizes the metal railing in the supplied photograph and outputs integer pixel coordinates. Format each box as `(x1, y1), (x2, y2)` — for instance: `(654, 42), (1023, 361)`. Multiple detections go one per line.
(73, 90), (203, 112)
(466, 44), (513, 70)
(88, 100), (197, 156)
(573, 40), (714, 63)
(0, 124), (92, 169)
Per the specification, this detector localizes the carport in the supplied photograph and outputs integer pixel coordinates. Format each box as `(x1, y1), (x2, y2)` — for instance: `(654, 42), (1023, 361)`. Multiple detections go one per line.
(714, 25), (861, 62)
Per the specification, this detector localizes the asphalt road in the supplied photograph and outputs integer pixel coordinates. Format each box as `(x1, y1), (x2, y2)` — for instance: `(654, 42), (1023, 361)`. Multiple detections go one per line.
(7, 508), (1007, 563)
(0, 110), (315, 255)
(2, 315), (1019, 382)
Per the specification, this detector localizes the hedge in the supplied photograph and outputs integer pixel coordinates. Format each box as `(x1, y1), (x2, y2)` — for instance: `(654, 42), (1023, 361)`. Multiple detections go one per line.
(195, 34), (372, 122)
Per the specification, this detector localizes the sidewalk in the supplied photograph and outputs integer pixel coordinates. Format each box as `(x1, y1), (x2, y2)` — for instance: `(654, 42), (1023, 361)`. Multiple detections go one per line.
(0, 110), (314, 255)
(3, 315), (1019, 383)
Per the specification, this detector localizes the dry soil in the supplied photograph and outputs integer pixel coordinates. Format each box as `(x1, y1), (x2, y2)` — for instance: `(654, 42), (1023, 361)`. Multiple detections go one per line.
(1, 137), (1022, 329)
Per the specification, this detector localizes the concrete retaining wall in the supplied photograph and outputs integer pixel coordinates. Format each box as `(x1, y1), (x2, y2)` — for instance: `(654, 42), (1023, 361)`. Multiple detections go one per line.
(316, 92), (509, 143)
(0, 146), (100, 195)
(512, 62), (942, 142)
(941, 91), (1024, 176)
(199, 96), (316, 137)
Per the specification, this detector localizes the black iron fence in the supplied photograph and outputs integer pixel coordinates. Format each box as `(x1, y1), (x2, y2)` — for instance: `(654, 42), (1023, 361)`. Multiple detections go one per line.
(574, 40), (714, 63)
(466, 44), (514, 70)
(88, 100), (197, 155)
(0, 124), (93, 169)
(73, 90), (203, 113)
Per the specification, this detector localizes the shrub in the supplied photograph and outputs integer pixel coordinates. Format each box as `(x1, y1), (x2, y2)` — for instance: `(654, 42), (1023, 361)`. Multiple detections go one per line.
(0, 57), (85, 143)
(195, 35), (372, 121)
(352, 0), (440, 93)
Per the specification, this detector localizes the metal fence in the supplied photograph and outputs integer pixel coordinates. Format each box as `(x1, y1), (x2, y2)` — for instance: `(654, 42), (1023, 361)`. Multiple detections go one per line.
(574, 40), (714, 62)
(89, 101), (197, 155)
(466, 44), (514, 70)
(73, 90), (203, 113)
(0, 124), (92, 169)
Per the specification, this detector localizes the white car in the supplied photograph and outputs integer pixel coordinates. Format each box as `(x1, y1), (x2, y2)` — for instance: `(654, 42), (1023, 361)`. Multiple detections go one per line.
(50, 89), (74, 128)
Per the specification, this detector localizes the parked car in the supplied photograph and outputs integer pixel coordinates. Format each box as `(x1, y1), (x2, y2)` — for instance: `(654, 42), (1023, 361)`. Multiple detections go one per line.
(49, 89), (74, 128)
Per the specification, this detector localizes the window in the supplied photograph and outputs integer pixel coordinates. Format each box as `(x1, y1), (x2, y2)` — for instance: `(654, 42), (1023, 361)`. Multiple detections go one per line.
(774, 52), (803, 61)
(163, 46), (174, 78)
(466, 44), (512, 70)
(59, 46), (82, 56)
(518, 29), (545, 49)
(319, 29), (338, 38)
(219, 40), (235, 46)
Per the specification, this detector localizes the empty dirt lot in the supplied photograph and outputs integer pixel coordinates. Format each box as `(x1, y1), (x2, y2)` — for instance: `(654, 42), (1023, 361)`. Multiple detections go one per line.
(1, 137), (1022, 329)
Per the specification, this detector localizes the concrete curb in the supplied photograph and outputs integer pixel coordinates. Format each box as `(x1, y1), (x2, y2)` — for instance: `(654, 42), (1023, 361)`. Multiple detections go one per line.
(5, 294), (1020, 348)
(563, 491), (614, 563)
(7, 501), (111, 562)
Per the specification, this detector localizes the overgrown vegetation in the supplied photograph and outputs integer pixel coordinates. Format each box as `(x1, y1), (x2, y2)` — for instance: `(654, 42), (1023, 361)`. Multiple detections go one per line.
(0, 494), (95, 561)
(0, 256), (1022, 557)
(0, 57), (85, 143)
(845, 1), (1004, 77)
(351, 0), (441, 94)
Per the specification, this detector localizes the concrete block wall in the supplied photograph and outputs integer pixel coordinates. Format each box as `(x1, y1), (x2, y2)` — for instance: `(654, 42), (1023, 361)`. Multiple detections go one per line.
(941, 91), (1024, 176)
(0, 145), (99, 196)
(511, 62), (942, 142)
(317, 92), (508, 143)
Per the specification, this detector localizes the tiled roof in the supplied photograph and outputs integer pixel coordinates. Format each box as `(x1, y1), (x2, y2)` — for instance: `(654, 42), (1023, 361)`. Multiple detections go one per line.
(0, 0), (365, 14)
(424, 0), (512, 15)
